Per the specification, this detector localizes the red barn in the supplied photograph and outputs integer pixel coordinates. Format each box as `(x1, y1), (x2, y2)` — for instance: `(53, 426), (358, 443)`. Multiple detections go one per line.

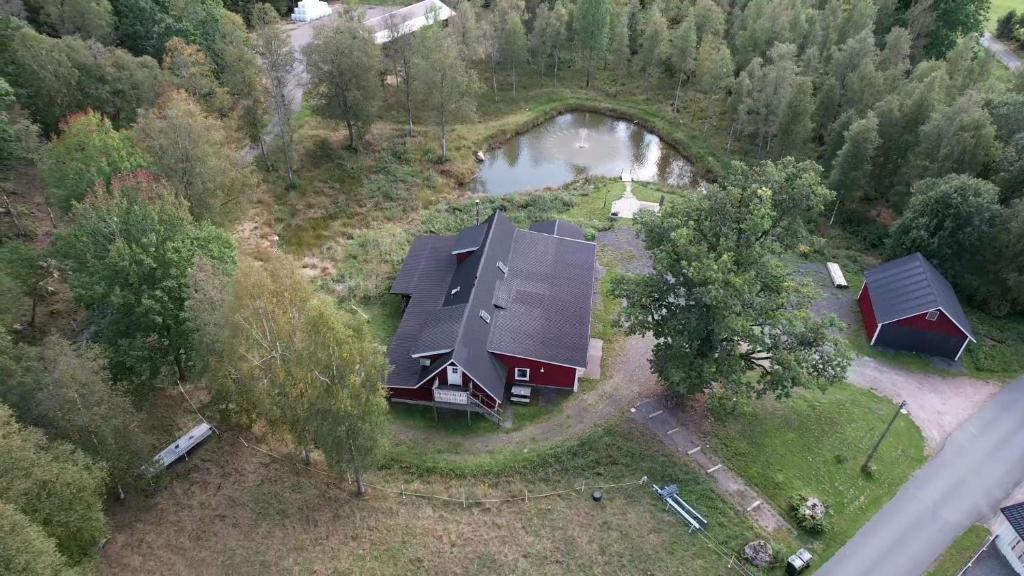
(385, 211), (596, 423)
(858, 253), (975, 361)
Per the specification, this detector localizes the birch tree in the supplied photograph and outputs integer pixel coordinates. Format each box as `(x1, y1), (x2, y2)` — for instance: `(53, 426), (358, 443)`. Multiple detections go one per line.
(637, 3), (668, 81)
(670, 17), (697, 112)
(576, 0), (610, 88)
(302, 299), (389, 496)
(494, 0), (527, 96)
(251, 3), (297, 184)
(694, 39), (734, 132)
(414, 25), (480, 160)
(304, 17), (383, 150)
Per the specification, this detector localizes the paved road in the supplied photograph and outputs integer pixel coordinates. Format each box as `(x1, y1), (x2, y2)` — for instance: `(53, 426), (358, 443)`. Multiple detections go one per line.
(981, 34), (1022, 72)
(818, 375), (1024, 576)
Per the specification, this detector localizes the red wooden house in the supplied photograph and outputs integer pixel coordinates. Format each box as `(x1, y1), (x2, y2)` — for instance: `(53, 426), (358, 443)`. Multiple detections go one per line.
(858, 253), (975, 361)
(385, 211), (597, 423)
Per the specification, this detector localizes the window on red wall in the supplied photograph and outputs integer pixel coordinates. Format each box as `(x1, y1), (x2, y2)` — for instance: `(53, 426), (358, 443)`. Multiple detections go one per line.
(514, 368), (530, 381)
(926, 310), (939, 321)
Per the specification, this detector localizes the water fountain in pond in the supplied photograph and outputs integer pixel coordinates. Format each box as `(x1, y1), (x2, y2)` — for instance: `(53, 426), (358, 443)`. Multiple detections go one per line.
(473, 112), (692, 195)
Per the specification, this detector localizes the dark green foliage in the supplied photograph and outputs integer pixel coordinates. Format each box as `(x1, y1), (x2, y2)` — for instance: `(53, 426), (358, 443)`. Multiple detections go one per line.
(612, 164), (851, 401)
(23, 0), (114, 42)
(996, 10), (1019, 40)
(789, 494), (830, 534)
(0, 500), (68, 576)
(108, 0), (175, 58)
(0, 242), (46, 327)
(718, 158), (835, 246)
(0, 23), (164, 132)
(54, 174), (235, 388)
(888, 175), (1003, 309)
(895, 0), (991, 59)
(0, 402), (107, 561)
(0, 76), (39, 168)
(42, 110), (147, 213)
(0, 335), (156, 491)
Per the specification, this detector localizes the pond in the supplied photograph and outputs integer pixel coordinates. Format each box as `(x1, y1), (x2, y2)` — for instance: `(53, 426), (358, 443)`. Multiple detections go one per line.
(473, 111), (693, 195)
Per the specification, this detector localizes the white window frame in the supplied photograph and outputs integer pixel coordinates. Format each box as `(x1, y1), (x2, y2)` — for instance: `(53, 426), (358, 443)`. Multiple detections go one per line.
(926, 310), (940, 321)
(514, 368), (531, 382)
(479, 310), (491, 323)
(447, 365), (461, 385)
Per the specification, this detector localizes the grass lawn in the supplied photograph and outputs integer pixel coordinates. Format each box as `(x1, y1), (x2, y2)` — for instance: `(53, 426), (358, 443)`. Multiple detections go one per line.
(989, 0), (1024, 28)
(710, 383), (928, 569)
(103, 421), (776, 575)
(926, 524), (991, 576)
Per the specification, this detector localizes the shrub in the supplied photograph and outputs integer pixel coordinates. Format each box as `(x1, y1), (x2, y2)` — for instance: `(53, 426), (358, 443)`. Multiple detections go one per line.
(996, 11), (1019, 41)
(329, 225), (412, 300)
(789, 494), (829, 534)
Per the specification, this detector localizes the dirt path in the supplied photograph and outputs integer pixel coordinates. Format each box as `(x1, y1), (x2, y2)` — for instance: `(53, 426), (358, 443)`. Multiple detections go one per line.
(847, 357), (1000, 454)
(392, 333), (662, 454)
(631, 397), (794, 535)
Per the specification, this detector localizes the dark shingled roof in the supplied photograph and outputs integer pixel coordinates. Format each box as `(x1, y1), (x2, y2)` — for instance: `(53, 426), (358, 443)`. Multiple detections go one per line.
(451, 222), (487, 254)
(410, 304), (465, 356)
(864, 253), (975, 340)
(488, 230), (596, 367)
(529, 220), (587, 241)
(387, 235), (456, 388)
(386, 211), (597, 401)
(1002, 502), (1024, 539)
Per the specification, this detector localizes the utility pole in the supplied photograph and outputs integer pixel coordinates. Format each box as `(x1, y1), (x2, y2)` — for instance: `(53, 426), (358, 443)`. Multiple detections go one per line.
(863, 400), (907, 472)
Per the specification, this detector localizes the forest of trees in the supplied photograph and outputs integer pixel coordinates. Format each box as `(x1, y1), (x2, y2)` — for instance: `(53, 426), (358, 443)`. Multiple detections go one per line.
(0, 0), (1022, 570)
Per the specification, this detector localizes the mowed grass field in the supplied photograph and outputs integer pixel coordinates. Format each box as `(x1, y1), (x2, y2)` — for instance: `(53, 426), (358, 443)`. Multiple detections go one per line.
(101, 422), (777, 575)
(710, 383), (927, 569)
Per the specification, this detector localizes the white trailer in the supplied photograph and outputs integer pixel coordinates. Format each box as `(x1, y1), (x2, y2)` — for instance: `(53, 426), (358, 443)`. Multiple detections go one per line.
(151, 422), (214, 471)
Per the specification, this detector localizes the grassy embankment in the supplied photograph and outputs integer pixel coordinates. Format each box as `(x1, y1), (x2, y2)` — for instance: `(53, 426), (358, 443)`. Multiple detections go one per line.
(926, 524), (991, 576)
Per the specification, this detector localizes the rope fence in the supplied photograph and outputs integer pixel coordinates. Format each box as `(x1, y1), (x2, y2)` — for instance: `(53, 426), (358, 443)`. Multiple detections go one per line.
(177, 385), (761, 575)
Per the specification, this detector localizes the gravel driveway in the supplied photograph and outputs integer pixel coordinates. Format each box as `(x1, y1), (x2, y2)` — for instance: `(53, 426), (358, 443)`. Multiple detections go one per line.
(848, 357), (999, 454)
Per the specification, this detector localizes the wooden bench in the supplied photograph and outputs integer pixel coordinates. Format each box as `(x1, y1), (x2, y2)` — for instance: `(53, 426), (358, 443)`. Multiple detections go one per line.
(826, 262), (848, 288)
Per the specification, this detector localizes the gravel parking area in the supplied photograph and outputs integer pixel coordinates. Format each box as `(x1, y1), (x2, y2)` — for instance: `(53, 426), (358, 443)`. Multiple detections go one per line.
(596, 226), (653, 275)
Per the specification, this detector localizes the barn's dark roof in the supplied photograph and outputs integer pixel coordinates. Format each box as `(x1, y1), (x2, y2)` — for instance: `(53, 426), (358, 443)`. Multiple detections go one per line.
(864, 253), (974, 340)
(1002, 502), (1024, 539)
(488, 230), (596, 367)
(386, 211), (597, 399)
(529, 220), (587, 241)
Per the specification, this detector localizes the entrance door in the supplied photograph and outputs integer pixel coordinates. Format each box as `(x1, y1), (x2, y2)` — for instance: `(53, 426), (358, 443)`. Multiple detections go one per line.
(447, 364), (461, 386)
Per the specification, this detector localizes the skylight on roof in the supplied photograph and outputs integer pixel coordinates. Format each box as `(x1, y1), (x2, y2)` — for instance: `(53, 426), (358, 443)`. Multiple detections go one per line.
(479, 310), (491, 323)
(497, 261), (508, 275)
